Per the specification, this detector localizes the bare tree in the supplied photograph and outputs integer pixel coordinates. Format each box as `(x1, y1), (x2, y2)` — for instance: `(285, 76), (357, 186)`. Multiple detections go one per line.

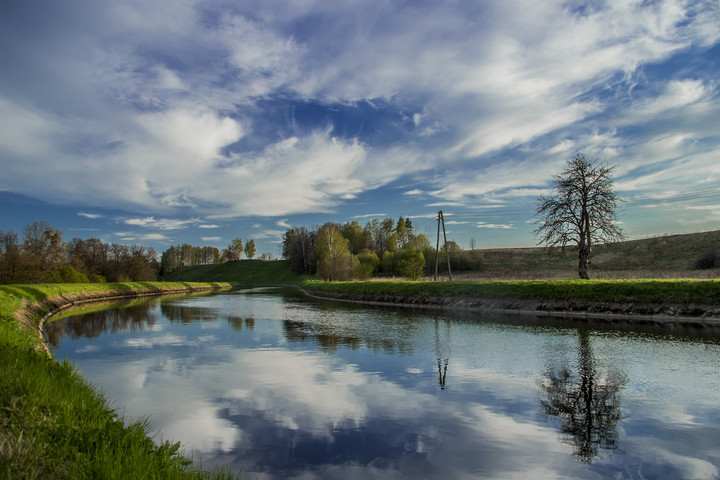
(534, 154), (624, 279)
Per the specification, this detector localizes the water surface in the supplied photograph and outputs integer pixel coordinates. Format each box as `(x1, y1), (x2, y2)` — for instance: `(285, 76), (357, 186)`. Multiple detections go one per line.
(45, 287), (720, 479)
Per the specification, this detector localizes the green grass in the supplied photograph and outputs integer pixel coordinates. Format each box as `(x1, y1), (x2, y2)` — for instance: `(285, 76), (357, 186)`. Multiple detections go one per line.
(299, 278), (720, 306)
(162, 259), (303, 284)
(0, 282), (237, 479)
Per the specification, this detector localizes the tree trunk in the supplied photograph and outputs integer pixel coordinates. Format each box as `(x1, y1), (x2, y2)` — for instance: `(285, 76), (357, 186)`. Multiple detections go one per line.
(578, 248), (590, 279)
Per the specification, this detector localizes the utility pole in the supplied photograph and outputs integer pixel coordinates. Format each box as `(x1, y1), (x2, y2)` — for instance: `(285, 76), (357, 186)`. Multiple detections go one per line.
(434, 211), (453, 281)
(434, 211), (441, 281)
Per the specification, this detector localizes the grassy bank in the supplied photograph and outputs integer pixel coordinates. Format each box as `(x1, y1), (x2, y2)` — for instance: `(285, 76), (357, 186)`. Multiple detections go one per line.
(300, 278), (720, 303)
(0, 282), (236, 479)
(300, 278), (720, 318)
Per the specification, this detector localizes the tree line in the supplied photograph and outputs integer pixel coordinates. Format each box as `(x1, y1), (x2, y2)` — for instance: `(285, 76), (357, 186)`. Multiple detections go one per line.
(0, 221), (158, 284)
(0, 221), (265, 283)
(282, 217), (484, 281)
(159, 238), (257, 274)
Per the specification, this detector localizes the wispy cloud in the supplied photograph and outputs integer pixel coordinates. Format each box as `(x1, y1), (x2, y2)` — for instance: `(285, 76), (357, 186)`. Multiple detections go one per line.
(351, 213), (387, 219)
(476, 222), (514, 230)
(115, 232), (171, 242)
(124, 217), (201, 230)
(79, 212), (103, 219)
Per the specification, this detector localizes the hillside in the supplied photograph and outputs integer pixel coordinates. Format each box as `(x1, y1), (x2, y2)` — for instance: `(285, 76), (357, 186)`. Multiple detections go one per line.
(161, 259), (302, 284)
(166, 230), (720, 283)
(471, 229), (720, 280)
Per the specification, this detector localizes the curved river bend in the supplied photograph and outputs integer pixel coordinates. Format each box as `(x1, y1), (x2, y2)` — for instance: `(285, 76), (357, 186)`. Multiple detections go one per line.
(45, 287), (720, 479)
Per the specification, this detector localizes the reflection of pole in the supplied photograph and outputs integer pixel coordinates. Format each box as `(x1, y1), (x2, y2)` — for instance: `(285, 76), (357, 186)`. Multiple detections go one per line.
(434, 318), (451, 390)
(438, 358), (448, 390)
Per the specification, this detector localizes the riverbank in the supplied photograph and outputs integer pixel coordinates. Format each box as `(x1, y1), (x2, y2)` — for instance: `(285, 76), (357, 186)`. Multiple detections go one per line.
(300, 279), (720, 327)
(0, 282), (236, 479)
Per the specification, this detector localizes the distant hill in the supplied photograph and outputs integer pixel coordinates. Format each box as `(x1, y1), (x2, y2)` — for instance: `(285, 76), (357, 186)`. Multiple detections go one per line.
(469, 229), (720, 280)
(165, 230), (720, 283)
(161, 259), (300, 284)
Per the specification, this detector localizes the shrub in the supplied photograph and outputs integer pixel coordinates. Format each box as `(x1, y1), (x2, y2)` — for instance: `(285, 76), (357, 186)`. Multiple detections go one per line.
(695, 249), (717, 269)
(395, 248), (425, 280)
(44, 265), (90, 283)
(354, 250), (380, 279)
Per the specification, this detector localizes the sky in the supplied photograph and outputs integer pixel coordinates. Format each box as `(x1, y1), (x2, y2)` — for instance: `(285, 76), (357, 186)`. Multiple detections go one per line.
(1, 0), (719, 258)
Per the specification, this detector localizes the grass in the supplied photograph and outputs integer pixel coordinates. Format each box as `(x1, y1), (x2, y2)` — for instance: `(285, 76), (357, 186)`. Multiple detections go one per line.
(0, 282), (237, 479)
(299, 278), (720, 306)
(162, 259), (302, 284)
(468, 230), (720, 280)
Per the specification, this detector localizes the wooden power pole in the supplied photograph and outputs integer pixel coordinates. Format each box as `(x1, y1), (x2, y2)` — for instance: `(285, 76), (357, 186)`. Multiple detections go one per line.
(434, 211), (453, 281)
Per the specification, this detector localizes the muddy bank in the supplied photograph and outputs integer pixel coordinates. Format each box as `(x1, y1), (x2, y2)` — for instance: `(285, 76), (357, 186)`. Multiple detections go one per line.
(301, 289), (720, 328)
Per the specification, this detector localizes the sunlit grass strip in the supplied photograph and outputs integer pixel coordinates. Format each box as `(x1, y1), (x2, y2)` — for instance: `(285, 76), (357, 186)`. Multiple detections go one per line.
(300, 279), (720, 306)
(0, 282), (237, 479)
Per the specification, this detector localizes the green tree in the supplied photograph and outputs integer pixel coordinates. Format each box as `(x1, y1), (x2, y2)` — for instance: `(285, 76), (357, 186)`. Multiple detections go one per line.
(534, 154), (624, 279)
(244, 239), (256, 259)
(282, 226), (316, 275)
(315, 223), (352, 281)
(228, 237), (244, 260)
(395, 248), (425, 280)
(396, 217), (411, 249)
(341, 221), (368, 254)
(353, 249), (380, 279)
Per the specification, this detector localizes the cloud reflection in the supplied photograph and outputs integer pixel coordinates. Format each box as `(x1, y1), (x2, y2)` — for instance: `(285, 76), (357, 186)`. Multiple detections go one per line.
(48, 292), (720, 479)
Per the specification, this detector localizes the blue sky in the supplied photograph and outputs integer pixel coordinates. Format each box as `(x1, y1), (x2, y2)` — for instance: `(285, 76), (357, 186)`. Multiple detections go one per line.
(1, 0), (719, 257)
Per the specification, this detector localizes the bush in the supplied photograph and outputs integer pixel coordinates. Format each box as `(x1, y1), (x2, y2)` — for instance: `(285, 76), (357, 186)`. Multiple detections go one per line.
(695, 249), (717, 269)
(394, 248), (425, 280)
(44, 265), (90, 283)
(354, 250), (380, 279)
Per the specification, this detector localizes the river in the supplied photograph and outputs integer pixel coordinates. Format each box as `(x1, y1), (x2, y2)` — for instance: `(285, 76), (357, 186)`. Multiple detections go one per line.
(44, 287), (720, 479)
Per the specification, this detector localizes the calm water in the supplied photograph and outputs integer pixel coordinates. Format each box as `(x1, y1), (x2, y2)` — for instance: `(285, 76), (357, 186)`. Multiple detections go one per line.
(45, 287), (720, 479)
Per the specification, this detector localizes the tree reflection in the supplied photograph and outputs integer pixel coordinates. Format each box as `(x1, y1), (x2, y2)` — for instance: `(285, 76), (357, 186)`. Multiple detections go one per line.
(160, 303), (217, 324)
(227, 316), (256, 331)
(539, 330), (627, 463)
(281, 318), (416, 355)
(44, 303), (157, 347)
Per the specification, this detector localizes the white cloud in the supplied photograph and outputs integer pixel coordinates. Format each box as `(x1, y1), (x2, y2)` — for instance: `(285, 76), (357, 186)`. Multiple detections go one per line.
(115, 232), (171, 242)
(351, 213), (387, 219)
(79, 212), (103, 219)
(124, 217), (201, 230)
(477, 222), (514, 229)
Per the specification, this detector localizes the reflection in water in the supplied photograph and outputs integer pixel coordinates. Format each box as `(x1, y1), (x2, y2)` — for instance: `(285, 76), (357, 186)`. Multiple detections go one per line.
(227, 317), (255, 331)
(44, 302), (158, 347)
(161, 303), (219, 324)
(539, 330), (627, 463)
(281, 310), (419, 355)
(45, 289), (720, 479)
(435, 319), (451, 390)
